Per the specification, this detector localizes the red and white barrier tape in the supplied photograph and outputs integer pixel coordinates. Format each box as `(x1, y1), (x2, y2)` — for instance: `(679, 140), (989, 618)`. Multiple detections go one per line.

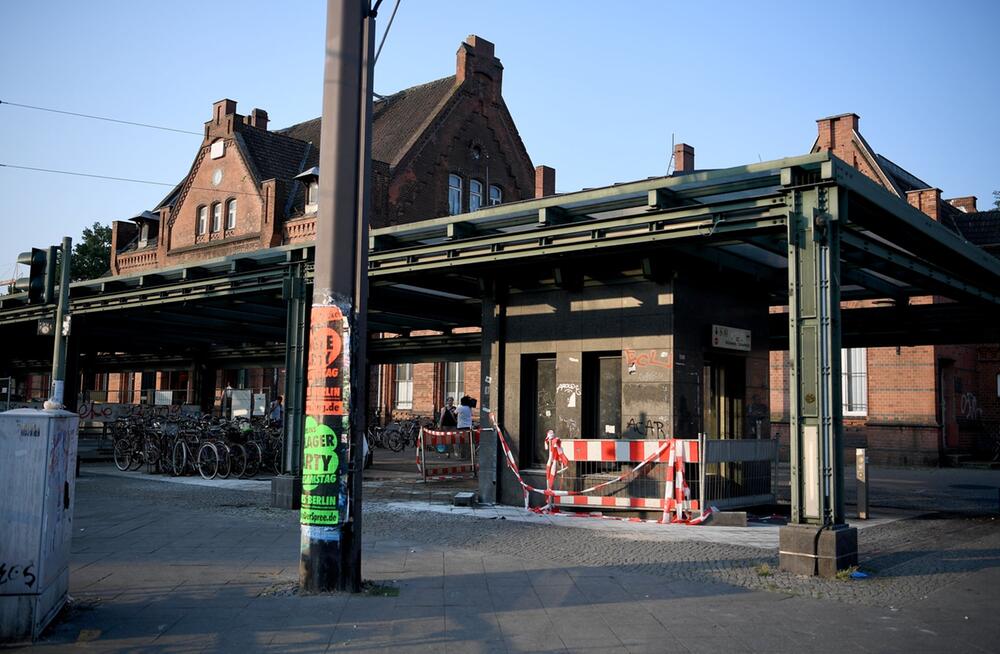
(489, 412), (701, 524)
(416, 426), (480, 480)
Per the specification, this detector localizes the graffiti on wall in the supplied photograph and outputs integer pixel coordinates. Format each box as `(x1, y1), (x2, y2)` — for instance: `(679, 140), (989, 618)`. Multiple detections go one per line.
(76, 402), (201, 423)
(624, 349), (672, 375)
(960, 392), (983, 421)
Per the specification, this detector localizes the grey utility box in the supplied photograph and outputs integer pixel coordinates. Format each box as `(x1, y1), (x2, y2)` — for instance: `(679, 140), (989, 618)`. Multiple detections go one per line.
(0, 409), (79, 643)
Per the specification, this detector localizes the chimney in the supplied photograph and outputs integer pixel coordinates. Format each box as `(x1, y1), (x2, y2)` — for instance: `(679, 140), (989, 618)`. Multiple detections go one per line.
(946, 196), (977, 213)
(212, 98), (237, 126)
(907, 188), (942, 221)
(249, 108), (269, 131)
(456, 35), (503, 99)
(673, 143), (695, 174)
(535, 165), (556, 198)
(815, 113), (860, 154)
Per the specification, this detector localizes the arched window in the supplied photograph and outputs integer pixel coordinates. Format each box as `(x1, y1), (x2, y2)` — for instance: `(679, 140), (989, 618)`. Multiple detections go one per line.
(469, 179), (483, 212)
(448, 174), (462, 216)
(226, 199), (237, 230)
(196, 205), (208, 235)
(489, 184), (502, 206)
(211, 202), (222, 232)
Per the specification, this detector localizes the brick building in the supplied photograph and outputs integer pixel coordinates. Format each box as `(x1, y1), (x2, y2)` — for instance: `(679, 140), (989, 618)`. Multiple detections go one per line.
(90, 35), (551, 422)
(769, 113), (1000, 465)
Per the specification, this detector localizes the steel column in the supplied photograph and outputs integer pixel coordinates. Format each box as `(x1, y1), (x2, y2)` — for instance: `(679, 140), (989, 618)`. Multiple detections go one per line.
(786, 183), (844, 525)
(283, 262), (308, 474)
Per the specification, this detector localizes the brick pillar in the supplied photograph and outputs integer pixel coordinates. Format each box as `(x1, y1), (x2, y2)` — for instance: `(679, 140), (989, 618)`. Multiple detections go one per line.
(674, 143), (695, 173)
(906, 188), (942, 221)
(535, 165), (555, 198)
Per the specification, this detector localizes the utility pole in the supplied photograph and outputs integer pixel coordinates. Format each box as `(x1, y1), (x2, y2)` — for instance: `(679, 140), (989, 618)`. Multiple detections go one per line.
(44, 237), (72, 411)
(299, 0), (374, 594)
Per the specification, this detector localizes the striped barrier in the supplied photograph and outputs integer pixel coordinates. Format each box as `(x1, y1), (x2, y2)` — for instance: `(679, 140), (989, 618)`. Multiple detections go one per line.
(416, 426), (479, 482)
(489, 411), (704, 524)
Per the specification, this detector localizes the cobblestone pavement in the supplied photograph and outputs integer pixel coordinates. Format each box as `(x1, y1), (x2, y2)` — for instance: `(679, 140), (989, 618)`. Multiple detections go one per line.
(15, 464), (1000, 652)
(80, 464), (999, 610)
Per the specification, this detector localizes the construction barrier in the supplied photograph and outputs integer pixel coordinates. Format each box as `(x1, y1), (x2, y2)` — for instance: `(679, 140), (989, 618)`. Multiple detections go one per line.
(489, 411), (706, 524)
(416, 427), (479, 482)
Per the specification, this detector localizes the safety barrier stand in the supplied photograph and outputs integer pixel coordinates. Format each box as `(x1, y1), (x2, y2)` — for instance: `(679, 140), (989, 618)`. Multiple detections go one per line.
(416, 426), (479, 482)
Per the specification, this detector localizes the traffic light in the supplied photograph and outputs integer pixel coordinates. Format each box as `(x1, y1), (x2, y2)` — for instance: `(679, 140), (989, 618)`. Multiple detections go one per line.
(14, 246), (56, 304)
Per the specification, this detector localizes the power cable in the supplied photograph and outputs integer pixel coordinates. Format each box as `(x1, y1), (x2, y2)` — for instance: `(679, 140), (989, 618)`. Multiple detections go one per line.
(373, 0), (402, 66)
(0, 163), (263, 198)
(0, 100), (203, 136)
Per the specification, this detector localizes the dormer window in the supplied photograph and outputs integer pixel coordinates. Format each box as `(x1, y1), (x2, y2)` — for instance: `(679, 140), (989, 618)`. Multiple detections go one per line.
(307, 182), (319, 207)
(489, 184), (502, 206)
(211, 202), (222, 232)
(448, 174), (462, 216)
(226, 199), (237, 230)
(197, 205), (208, 235)
(469, 179), (483, 212)
(139, 223), (150, 247)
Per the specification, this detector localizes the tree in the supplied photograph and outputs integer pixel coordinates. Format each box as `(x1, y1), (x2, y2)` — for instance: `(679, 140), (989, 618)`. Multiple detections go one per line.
(71, 222), (112, 281)
(993, 190), (999, 210)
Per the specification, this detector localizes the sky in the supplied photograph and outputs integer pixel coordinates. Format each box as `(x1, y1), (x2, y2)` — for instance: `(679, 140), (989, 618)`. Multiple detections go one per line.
(1, 0), (998, 284)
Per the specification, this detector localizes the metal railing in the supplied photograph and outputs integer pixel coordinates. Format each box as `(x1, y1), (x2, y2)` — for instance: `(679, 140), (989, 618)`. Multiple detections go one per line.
(699, 437), (778, 510)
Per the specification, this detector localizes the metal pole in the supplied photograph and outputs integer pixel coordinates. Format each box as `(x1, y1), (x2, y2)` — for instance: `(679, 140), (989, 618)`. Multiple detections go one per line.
(299, 0), (371, 594)
(45, 237), (72, 410)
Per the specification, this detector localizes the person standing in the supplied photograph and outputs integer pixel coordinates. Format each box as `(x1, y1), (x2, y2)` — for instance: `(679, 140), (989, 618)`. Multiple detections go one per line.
(438, 396), (458, 428)
(269, 395), (284, 427)
(457, 395), (474, 430)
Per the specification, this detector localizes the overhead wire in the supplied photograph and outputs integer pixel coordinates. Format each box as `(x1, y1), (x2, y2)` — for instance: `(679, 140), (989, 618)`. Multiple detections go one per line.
(0, 99), (203, 136)
(0, 163), (264, 198)
(373, 0), (401, 66)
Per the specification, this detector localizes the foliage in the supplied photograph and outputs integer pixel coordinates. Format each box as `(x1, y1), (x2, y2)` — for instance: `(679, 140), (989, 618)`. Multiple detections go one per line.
(993, 190), (999, 210)
(70, 222), (112, 281)
(755, 563), (772, 577)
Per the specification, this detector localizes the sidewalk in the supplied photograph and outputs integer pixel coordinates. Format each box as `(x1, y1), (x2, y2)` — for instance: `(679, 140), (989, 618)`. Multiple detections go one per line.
(19, 465), (1000, 652)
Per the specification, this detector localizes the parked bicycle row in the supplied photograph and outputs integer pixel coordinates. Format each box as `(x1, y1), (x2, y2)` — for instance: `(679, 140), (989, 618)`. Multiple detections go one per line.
(110, 414), (283, 480)
(366, 415), (436, 452)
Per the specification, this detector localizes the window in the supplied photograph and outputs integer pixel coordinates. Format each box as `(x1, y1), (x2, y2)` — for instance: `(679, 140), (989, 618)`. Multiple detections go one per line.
(469, 179), (483, 212)
(307, 181), (319, 206)
(489, 184), (502, 206)
(197, 206), (207, 235)
(226, 199), (237, 230)
(842, 348), (868, 415)
(395, 363), (413, 410)
(448, 174), (462, 215)
(520, 355), (557, 467)
(443, 362), (464, 403)
(211, 202), (222, 232)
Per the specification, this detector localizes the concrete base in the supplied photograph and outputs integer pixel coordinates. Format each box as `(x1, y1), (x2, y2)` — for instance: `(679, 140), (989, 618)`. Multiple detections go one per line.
(778, 523), (858, 578)
(706, 511), (747, 527)
(271, 474), (302, 509)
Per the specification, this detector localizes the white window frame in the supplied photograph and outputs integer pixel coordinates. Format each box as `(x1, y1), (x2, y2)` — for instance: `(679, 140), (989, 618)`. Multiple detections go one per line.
(489, 184), (502, 206)
(443, 362), (464, 404)
(469, 179), (483, 212)
(226, 199), (237, 230)
(211, 202), (222, 233)
(448, 174), (462, 216)
(395, 363), (413, 410)
(307, 181), (319, 207)
(197, 206), (207, 235)
(841, 348), (868, 416)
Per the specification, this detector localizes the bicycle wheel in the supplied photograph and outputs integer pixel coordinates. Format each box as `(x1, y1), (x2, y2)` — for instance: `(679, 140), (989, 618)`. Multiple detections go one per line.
(128, 442), (145, 471)
(216, 442), (232, 479)
(229, 443), (248, 478)
(171, 440), (187, 476)
(113, 439), (132, 471)
(197, 442), (219, 480)
(144, 443), (161, 474)
(384, 425), (404, 452)
(270, 440), (284, 474)
(244, 441), (262, 477)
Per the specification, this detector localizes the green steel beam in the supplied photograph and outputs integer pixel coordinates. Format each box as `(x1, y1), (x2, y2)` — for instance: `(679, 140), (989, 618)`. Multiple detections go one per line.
(786, 183), (844, 526)
(828, 157), (1000, 283)
(840, 230), (1000, 305)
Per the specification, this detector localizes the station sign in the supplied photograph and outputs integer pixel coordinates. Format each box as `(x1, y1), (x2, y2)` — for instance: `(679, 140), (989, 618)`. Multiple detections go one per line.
(711, 324), (751, 351)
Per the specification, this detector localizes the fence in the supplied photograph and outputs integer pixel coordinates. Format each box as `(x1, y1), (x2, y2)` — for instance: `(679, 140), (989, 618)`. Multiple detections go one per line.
(698, 437), (778, 510)
(547, 438), (701, 518)
(417, 427), (479, 481)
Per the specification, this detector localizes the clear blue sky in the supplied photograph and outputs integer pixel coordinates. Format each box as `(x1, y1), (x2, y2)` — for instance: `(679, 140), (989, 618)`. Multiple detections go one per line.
(1, 0), (998, 283)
